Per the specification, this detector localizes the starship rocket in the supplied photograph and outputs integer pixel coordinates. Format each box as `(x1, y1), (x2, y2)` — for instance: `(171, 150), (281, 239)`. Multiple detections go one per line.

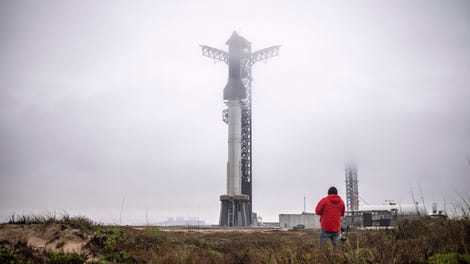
(224, 31), (249, 196)
(201, 30), (280, 226)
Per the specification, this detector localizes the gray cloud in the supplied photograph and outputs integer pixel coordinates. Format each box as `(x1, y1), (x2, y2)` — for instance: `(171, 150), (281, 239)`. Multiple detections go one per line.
(1, 0), (469, 224)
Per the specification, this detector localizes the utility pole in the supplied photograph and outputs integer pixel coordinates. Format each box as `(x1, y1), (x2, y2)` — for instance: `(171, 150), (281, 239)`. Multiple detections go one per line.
(303, 196), (306, 213)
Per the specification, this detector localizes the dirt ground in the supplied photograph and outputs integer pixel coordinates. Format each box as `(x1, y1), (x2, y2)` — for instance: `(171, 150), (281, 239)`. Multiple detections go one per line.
(0, 224), (293, 254)
(0, 223), (91, 254)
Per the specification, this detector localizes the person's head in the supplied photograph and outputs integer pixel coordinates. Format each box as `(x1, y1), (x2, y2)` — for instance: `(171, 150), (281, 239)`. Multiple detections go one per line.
(328, 186), (338, 195)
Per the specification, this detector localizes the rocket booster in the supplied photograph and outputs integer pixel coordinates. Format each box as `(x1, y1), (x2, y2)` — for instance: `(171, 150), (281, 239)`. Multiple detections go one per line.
(226, 100), (242, 195)
(223, 31), (250, 196)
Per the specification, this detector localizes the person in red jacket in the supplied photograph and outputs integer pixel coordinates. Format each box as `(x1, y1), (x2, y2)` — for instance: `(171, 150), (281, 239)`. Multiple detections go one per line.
(315, 186), (345, 250)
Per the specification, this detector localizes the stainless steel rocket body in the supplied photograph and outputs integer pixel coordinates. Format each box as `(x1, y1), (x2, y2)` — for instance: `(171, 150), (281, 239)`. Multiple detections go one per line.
(226, 100), (242, 196)
(224, 32), (249, 196)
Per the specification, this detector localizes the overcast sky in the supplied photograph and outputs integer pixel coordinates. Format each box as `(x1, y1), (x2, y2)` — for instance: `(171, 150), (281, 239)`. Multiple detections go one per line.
(1, 0), (469, 224)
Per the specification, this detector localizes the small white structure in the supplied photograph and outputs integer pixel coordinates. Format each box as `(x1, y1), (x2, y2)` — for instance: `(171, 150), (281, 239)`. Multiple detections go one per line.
(279, 213), (321, 229)
(360, 201), (428, 216)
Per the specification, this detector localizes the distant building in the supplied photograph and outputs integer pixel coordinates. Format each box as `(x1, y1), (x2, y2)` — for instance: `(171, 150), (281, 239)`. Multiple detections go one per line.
(262, 222), (281, 228)
(430, 203), (447, 219)
(343, 201), (430, 227)
(158, 217), (205, 226)
(279, 213), (321, 229)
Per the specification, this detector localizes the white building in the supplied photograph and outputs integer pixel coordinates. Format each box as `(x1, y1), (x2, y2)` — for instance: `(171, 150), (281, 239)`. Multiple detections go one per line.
(279, 213), (321, 229)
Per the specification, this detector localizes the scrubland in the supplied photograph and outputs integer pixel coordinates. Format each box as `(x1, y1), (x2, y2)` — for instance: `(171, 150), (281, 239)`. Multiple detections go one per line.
(1, 214), (469, 263)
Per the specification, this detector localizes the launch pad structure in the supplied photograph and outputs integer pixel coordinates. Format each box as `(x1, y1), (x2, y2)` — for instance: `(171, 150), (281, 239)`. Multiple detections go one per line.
(345, 164), (359, 212)
(201, 32), (280, 227)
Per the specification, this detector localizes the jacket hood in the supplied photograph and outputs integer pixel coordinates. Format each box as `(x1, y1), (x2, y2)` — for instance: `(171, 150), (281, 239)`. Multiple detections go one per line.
(327, 194), (342, 204)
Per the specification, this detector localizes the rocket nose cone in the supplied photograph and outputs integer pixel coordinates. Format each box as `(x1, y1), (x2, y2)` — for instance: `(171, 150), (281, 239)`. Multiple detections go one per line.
(226, 31), (239, 44)
(224, 78), (247, 100)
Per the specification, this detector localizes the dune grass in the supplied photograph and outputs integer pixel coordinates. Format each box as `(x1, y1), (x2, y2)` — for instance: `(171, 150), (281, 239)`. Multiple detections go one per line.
(1, 215), (469, 263)
(7, 213), (99, 233)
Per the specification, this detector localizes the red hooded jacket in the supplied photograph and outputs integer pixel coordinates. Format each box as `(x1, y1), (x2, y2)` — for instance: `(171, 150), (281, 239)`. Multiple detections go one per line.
(315, 194), (345, 232)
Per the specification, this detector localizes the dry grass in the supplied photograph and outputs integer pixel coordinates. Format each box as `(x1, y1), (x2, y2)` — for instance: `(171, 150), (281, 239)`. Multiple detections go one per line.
(1, 216), (469, 263)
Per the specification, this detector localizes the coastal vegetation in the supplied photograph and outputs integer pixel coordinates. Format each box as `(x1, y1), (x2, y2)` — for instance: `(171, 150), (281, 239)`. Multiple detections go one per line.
(1, 214), (469, 263)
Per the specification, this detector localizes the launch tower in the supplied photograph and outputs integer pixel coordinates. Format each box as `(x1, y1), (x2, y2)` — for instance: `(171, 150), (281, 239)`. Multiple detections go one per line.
(201, 32), (280, 226)
(345, 163), (359, 211)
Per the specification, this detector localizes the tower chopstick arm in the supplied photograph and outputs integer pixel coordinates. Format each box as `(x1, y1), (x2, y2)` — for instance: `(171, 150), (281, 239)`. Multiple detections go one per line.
(200, 45), (229, 64)
(251, 45), (281, 65)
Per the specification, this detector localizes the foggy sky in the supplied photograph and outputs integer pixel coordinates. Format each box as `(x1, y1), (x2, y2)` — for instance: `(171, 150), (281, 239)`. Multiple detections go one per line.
(1, 0), (469, 224)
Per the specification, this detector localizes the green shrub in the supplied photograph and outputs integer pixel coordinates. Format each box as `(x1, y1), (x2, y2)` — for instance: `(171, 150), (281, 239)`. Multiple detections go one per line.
(427, 253), (470, 264)
(61, 214), (98, 233)
(103, 250), (137, 264)
(48, 252), (87, 264)
(0, 247), (20, 264)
